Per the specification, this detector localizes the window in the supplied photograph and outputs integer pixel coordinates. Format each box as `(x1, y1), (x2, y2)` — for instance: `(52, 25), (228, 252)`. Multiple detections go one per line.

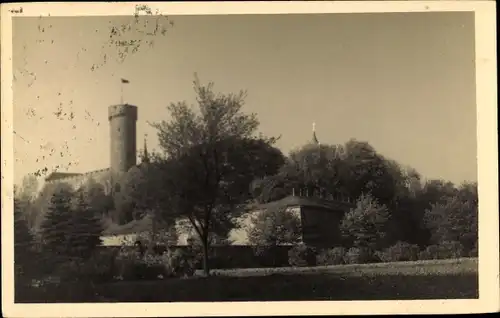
(114, 183), (121, 193)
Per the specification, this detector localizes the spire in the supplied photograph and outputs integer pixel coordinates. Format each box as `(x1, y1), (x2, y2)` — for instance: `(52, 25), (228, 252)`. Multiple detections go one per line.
(312, 122), (319, 145)
(142, 134), (150, 164)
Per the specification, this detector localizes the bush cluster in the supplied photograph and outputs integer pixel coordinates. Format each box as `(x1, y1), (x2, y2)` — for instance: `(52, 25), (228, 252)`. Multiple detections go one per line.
(418, 241), (466, 260)
(375, 241), (420, 263)
(288, 244), (317, 267)
(21, 238), (473, 287)
(316, 247), (346, 266)
(45, 245), (201, 284)
(112, 247), (199, 281)
(287, 239), (469, 268)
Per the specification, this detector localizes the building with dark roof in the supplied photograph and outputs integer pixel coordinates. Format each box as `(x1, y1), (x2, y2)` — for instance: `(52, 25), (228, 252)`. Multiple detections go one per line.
(229, 125), (355, 247)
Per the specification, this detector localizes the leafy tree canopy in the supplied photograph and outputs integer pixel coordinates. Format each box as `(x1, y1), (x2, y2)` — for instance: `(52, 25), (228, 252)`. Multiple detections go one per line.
(340, 194), (392, 251)
(148, 76), (285, 275)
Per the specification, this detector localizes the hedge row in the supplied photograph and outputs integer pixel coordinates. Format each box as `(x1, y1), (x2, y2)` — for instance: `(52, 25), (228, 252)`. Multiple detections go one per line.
(290, 240), (478, 267)
(32, 240), (476, 285)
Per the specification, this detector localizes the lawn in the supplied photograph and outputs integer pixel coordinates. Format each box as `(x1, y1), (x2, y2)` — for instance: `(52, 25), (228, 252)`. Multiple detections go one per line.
(16, 258), (478, 303)
(201, 257), (478, 277)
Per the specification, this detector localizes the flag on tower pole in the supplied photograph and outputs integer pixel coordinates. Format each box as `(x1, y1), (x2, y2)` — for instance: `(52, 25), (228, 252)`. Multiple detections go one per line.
(120, 78), (129, 104)
(312, 122), (319, 145)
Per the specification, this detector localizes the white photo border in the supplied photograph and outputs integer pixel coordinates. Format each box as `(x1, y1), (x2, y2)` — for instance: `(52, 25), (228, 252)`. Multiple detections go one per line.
(1, 1), (497, 316)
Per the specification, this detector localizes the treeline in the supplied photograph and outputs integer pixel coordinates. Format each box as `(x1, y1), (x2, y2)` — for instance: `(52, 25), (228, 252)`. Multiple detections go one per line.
(246, 139), (478, 265)
(14, 77), (478, 287)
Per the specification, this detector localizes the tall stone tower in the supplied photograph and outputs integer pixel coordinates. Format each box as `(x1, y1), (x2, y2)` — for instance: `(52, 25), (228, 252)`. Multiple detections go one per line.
(108, 104), (138, 176)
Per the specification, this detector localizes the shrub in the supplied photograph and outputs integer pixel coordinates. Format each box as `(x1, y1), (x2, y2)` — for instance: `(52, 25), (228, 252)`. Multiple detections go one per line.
(418, 241), (465, 260)
(438, 240), (466, 258)
(343, 247), (380, 265)
(73, 249), (118, 283)
(164, 248), (198, 277)
(288, 244), (317, 267)
(376, 241), (420, 263)
(114, 249), (145, 280)
(114, 249), (170, 281)
(418, 245), (438, 260)
(141, 253), (170, 279)
(316, 247), (346, 266)
(54, 254), (115, 284)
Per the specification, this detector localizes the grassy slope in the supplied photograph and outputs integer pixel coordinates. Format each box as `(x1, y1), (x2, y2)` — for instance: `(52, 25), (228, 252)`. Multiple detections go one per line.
(16, 258), (479, 303)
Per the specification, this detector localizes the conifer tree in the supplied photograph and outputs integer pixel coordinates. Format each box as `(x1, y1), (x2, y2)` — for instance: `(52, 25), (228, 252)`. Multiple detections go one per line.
(39, 186), (75, 261)
(68, 190), (103, 259)
(14, 198), (36, 282)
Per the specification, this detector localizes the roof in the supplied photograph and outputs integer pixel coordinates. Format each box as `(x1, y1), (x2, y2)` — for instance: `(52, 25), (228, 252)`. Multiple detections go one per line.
(45, 172), (83, 182)
(102, 215), (153, 236)
(257, 195), (355, 212)
(44, 168), (111, 182)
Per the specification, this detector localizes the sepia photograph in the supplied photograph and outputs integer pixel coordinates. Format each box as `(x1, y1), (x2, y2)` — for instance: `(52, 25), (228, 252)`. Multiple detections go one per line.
(1, 1), (498, 317)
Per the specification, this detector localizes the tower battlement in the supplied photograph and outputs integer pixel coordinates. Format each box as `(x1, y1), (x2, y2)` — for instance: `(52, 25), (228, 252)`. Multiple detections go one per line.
(108, 104), (138, 121)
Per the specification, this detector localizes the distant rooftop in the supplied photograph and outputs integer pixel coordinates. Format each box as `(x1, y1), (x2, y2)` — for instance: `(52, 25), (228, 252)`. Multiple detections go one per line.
(257, 195), (355, 212)
(45, 172), (83, 182)
(102, 215), (153, 236)
(44, 168), (111, 182)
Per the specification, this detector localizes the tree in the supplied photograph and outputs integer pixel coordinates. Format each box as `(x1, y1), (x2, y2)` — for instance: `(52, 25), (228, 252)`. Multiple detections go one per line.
(118, 154), (171, 222)
(39, 184), (104, 277)
(31, 182), (74, 232)
(15, 174), (40, 229)
(423, 182), (478, 255)
(151, 223), (179, 246)
(150, 76), (284, 276)
(135, 215), (179, 249)
(340, 139), (400, 206)
(81, 178), (114, 218)
(251, 143), (349, 205)
(67, 190), (103, 259)
(14, 198), (37, 285)
(381, 162), (431, 247)
(419, 179), (458, 208)
(114, 152), (182, 247)
(246, 208), (302, 246)
(340, 194), (392, 251)
(244, 207), (302, 267)
(252, 139), (402, 208)
(39, 185), (75, 264)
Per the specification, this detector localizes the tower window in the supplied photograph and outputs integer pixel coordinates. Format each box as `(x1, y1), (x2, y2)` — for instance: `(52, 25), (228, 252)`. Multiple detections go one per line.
(114, 183), (121, 193)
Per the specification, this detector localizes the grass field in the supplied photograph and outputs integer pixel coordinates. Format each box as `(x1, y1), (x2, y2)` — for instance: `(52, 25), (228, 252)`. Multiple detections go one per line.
(16, 258), (478, 303)
(199, 257), (478, 277)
